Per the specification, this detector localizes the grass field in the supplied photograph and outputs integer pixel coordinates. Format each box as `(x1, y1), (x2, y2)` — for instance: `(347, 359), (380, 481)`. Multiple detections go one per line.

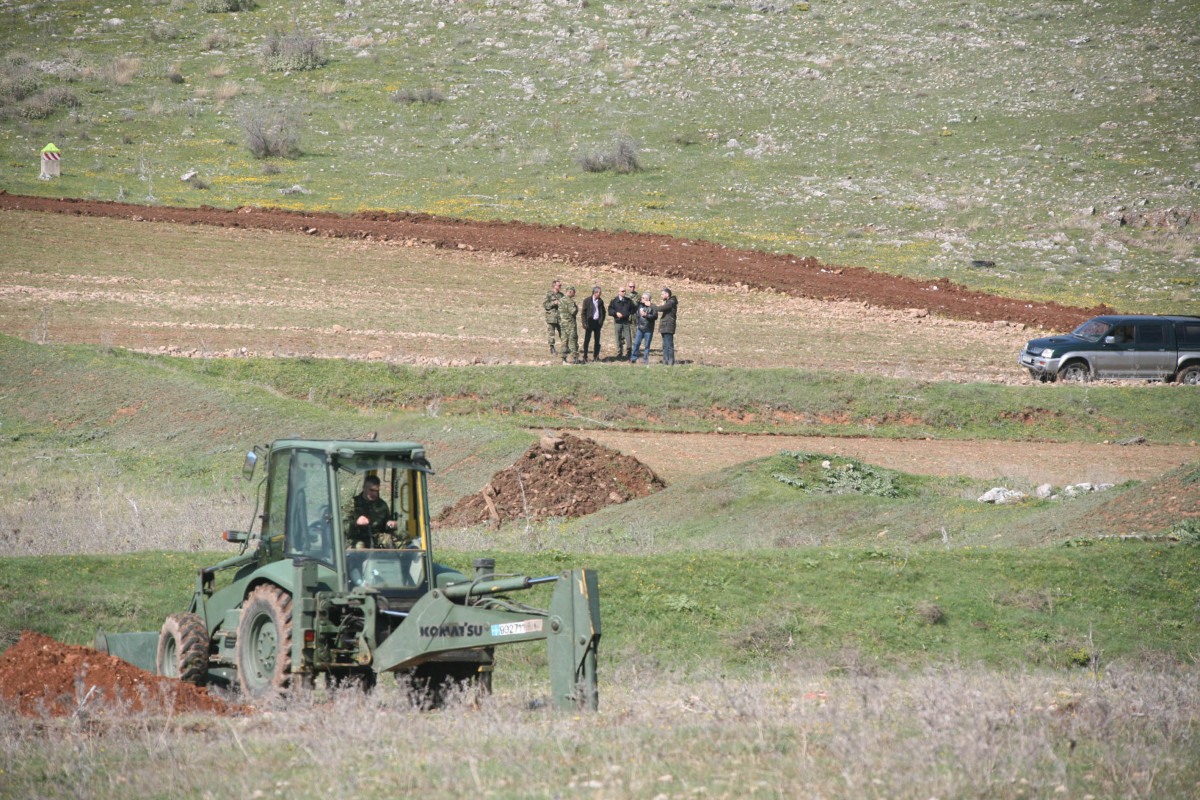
(2, 545), (1198, 798)
(2, 1), (1199, 795)
(1, 0), (1197, 312)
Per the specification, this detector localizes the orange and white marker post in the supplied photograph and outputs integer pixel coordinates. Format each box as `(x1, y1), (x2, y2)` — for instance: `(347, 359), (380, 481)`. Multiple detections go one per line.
(39, 143), (61, 180)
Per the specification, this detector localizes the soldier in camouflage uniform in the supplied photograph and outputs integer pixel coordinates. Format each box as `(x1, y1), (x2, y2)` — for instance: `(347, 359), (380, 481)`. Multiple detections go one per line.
(543, 279), (564, 356)
(558, 285), (580, 364)
(342, 475), (398, 548)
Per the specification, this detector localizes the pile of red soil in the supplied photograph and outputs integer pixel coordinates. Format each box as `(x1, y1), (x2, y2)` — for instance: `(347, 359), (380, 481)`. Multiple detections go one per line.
(0, 631), (243, 718)
(434, 433), (665, 526)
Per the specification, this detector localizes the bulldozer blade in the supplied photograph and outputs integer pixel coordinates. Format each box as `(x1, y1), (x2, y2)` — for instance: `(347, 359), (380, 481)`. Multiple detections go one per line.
(95, 630), (160, 674)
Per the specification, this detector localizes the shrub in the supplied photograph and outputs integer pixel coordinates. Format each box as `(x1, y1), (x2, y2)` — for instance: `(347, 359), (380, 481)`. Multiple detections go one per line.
(241, 101), (304, 159)
(105, 57), (140, 86)
(260, 30), (327, 72)
(390, 87), (445, 105)
(149, 22), (180, 42)
(201, 30), (234, 51)
(576, 136), (641, 174)
(914, 600), (945, 624)
(0, 69), (39, 104)
(18, 87), (80, 119)
(199, 0), (255, 12)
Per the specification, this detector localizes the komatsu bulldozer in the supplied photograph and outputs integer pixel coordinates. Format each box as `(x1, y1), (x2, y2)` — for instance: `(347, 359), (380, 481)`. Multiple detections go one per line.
(95, 438), (600, 709)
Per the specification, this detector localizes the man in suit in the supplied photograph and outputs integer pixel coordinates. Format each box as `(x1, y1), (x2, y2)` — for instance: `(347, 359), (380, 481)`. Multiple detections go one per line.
(581, 286), (607, 363)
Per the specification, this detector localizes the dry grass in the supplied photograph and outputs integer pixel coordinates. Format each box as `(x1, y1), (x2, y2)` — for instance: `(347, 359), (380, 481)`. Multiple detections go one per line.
(0, 212), (1035, 382)
(0, 470), (250, 557)
(104, 57), (140, 87)
(1, 663), (1195, 798)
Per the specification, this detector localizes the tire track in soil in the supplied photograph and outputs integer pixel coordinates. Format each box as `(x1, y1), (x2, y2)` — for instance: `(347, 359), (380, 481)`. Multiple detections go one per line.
(0, 192), (1110, 330)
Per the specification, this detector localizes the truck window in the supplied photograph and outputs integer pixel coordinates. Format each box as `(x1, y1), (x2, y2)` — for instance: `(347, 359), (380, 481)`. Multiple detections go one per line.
(286, 449), (335, 565)
(1135, 324), (1166, 347)
(1177, 323), (1200, 347)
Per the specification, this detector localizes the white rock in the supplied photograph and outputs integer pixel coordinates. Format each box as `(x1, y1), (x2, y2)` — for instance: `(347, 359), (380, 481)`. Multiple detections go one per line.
(1035, 483), (1054, 499)
(978, 487), (1026, 504)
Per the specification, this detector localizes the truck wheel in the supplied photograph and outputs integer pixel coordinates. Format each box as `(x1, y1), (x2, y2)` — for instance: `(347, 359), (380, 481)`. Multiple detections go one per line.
(236, 584), (293, 699)
(157, 613), (210, 685)
(1177, 365), (1200, 385)
(1057, 361), (1091, 383)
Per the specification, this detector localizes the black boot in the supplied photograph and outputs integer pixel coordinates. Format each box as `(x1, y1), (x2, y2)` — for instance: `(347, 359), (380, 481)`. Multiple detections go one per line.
(550, 345), (557, 355)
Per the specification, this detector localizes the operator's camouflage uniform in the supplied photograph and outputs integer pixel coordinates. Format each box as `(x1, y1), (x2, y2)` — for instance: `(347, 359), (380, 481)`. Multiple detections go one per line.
(342, 492), (394, 548)
(543, 288), (564, 351)
(558, 291), (579, 363)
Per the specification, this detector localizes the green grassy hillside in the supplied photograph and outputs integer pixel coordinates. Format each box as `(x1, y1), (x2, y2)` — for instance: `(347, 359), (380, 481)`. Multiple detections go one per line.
(1, 0), (1196, 312)
(3, 545), (1197, 672)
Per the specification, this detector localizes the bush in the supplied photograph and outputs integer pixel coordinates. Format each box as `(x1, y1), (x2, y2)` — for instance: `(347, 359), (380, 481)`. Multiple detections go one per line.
(105, 57), (140, 86)
(241, 101), (304, 159)
(18, 87), (80, 119)
(149, 22), (180, 42)
(260, 30), (327, 72)
(199, 0), (255, 12)
(391, 87), (445, 105)
(201, 30), (234, 51)
(0, 70), (39, 104)
(576, 136), (641, 174)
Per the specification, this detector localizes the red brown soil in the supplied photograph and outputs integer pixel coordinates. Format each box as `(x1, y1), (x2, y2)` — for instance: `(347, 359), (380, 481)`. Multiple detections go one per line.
(0, 192), (1108, 330)
(434, 433), (665, 527)
(1066, 462), (1200, 537)
(581, 430), (1200, 487)
(0, 631), (243, 718)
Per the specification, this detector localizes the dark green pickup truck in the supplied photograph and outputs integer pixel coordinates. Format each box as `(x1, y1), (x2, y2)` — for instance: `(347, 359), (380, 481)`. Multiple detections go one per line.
(1018, 314), (1200, 383)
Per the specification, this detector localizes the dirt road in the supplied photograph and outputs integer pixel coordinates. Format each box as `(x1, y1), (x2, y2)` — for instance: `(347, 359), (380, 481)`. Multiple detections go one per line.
(580, 430), (1198, 486)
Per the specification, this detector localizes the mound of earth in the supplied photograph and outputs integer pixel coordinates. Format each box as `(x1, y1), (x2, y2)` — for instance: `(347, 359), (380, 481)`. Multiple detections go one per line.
(0, 192), (1107, 329)
(1063, 461), (1200, 538)
(435, 433), (665, 526)
(0, 631), (243, 718)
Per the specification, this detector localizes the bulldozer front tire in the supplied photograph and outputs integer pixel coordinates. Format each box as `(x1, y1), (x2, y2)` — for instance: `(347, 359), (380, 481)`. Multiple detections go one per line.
(236, 584), (293, 700)
(157, 613), (210, 685)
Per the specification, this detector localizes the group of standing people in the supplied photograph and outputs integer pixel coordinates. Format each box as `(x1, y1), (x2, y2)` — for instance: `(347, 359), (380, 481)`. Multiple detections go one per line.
(543, 279), (678, 365)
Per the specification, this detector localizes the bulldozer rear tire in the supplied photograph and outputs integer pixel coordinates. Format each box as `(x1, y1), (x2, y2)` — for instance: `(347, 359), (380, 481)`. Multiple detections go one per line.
(236, 584), (293, 700)
(157, 613), (210, 685)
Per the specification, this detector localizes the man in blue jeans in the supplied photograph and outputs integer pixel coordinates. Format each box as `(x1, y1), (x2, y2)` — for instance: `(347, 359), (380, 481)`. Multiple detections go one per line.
(630, 293), (657, 363)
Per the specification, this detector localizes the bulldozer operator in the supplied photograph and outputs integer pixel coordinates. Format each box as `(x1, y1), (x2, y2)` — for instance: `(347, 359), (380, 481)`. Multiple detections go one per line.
(343, 475), (399, 548)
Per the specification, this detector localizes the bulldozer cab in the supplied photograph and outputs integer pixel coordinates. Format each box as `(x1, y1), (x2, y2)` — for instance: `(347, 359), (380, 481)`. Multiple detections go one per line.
(260, 440), (434, 594)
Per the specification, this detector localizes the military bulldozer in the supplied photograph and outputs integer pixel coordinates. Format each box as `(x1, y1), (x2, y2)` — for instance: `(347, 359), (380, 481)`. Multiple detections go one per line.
(95, 438), (600, 709)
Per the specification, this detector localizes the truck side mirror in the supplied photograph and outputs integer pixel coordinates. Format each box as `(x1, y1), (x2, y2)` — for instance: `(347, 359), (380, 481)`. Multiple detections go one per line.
(1104, 336), (1115, 345)
(242, 450), (258, 481)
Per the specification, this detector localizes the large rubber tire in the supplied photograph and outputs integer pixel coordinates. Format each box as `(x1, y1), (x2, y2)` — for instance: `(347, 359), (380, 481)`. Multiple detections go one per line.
(157, 612), (210, 685)
(1057, 361), (1091, 383)
(236, 584), (293, 700)
(1176, 365), (1200, 385)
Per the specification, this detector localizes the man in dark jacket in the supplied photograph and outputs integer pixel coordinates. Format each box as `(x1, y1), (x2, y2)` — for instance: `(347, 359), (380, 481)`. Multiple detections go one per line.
(607, 285), (636, 360)
(630, 292), (657, 363)
(656, 288), (678, 366)
(581, 286), (607, 363)
(342, 475), (397, 548)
